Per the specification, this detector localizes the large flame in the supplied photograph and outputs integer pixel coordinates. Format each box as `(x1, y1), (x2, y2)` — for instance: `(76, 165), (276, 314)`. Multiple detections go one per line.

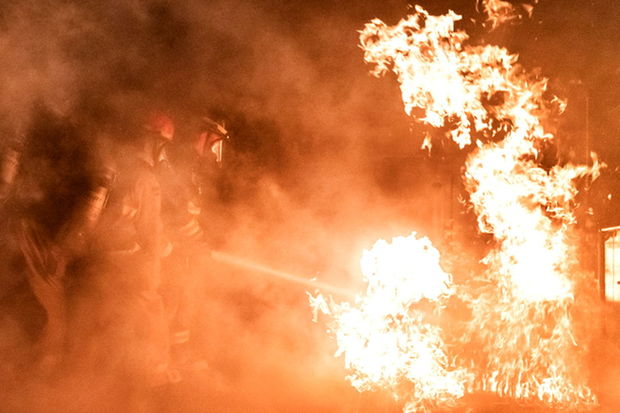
(312, 2), (600, 411)
(310, 233), (470, 412)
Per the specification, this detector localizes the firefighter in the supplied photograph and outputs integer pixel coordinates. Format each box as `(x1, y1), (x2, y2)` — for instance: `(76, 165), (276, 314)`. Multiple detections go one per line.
(159, 116), (228, 375)
(75, 113), (176, 390)
(15, 169), (114, 375)
(0, 136), (57, 369)
(5, 116), (95, 374)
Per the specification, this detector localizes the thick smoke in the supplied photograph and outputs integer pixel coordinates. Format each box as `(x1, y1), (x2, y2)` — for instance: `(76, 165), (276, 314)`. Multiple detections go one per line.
(0, 0), (618, 412)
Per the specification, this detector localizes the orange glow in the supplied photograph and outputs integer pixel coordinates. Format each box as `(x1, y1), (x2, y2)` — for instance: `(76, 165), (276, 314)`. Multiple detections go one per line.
(310, 233), (470, 412)
(313, 3), (601, 411)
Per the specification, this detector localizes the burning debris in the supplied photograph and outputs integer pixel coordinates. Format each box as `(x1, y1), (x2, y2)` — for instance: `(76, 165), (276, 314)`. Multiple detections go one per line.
(312, 2), (601, 411)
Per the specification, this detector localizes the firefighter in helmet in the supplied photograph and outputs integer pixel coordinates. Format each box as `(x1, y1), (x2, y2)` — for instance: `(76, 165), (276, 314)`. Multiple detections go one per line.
(158, 115), (229, 375)
(5, 116), (100, 374)
(77, 112), (176, 389)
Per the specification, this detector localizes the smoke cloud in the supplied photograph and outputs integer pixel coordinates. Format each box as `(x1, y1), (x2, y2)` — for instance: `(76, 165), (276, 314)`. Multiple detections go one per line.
(0, 0), (618, 412)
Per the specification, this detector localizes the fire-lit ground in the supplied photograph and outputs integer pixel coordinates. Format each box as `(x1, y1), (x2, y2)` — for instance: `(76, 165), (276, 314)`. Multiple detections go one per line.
(0, 175), (619, 413)
(2, 264), (619, 412)
(0, 186), (619, 412)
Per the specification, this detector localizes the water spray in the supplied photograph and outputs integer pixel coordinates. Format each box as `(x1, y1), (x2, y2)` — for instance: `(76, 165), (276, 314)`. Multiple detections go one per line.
(210, 250), (355, 298)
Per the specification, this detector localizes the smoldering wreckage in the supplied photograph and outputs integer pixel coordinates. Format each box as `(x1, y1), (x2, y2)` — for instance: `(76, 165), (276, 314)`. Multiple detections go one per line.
(0, 0), (619, 412)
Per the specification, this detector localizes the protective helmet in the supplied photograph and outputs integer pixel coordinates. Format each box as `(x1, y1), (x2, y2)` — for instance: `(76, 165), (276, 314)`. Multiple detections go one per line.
(144, 111), (175, 167)
(195, 117), (229, 166)
(145, 112), (175, 141)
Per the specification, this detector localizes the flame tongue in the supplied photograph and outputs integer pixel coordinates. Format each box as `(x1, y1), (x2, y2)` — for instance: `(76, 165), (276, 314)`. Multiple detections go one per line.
(313, 2), (600, 411)
(312, 233), (469, 411)
(478, 0), (540, 29)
